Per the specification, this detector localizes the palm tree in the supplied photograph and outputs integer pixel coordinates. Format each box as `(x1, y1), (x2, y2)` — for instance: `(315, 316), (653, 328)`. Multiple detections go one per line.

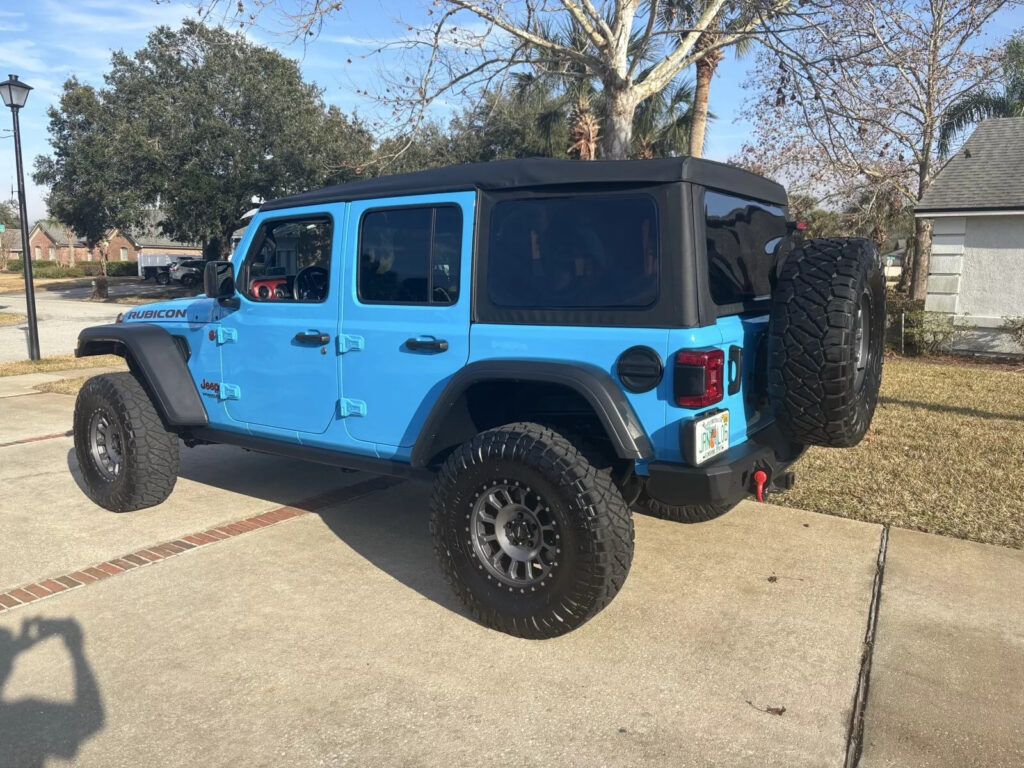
(568, 94), (601, 160)
(660, 1), (755, 158)
(632, 81), (703, 158)
(938, 35), (1024, 157)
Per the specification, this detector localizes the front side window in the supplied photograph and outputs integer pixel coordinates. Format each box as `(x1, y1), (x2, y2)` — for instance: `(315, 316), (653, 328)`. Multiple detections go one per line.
(705, 190), (787, 305)
(358, 205), (462, 305)
(487, 196), (659, 309)
(243, 217), (333, 302)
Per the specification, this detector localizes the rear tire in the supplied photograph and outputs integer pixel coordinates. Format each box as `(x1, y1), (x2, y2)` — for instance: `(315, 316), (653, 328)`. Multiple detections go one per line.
(768, 238), (885, 448)
(636, 491), (735, 524)
(73, 373), (180, 512)
(431, 422), (634, 639)
(155, 271), (170, 285)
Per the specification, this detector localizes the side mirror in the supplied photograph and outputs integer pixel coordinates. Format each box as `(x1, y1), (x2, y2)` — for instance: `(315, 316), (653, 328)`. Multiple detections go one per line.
(204, 261), (236, 303)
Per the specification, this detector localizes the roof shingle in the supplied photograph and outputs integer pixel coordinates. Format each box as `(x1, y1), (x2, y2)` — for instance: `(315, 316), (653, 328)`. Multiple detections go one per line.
(917, 118), (1024, 213)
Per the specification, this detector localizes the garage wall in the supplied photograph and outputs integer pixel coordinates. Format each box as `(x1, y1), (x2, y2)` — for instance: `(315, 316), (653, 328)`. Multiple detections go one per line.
(922, 214), (1024, 355)
(961, 216), (1024, 318)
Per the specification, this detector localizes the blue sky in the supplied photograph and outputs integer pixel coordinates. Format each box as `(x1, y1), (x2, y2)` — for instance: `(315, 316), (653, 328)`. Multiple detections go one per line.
(0, 0), (1020, 224)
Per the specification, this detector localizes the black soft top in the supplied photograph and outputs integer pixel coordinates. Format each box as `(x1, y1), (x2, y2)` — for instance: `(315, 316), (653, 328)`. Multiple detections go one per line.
(260, 156), (787, 212)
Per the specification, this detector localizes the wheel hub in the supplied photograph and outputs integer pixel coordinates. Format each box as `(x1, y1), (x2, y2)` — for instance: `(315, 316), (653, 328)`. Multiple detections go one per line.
(470, 481), (559, 589)
(88, 410), (124, 481)
(854, 292), (871, 391)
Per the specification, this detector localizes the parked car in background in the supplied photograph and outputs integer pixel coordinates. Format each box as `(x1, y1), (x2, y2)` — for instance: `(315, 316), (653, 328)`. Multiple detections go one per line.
(138, 253), (194, 285)
(168, 259), (205, 287)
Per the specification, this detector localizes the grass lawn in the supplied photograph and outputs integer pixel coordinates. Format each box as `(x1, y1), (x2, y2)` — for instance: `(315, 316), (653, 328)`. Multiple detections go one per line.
(34, 375), (94, 395)
(0, 354), (125, 377)
(782, 357), (1024, 549)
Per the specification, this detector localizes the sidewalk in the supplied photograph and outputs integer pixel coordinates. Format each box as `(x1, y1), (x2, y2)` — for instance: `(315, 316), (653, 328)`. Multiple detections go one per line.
(0, 370), (1021, 767)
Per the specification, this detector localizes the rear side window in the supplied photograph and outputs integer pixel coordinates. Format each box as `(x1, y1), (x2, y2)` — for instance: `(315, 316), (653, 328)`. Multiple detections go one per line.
(358, 205), (462, 305)
(705, 191), (787, 305)
(487, 196), (659, 309)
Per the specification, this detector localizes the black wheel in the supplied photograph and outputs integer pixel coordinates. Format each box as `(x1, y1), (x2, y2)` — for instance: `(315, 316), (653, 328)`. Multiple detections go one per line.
(431, 422), (634, 639)
(155, 271), (170, 285)
(635, 491), (735, 524)
(180, 274), (196, 288)
(768, 238), (885, 448)
(73, 373), (180, 512)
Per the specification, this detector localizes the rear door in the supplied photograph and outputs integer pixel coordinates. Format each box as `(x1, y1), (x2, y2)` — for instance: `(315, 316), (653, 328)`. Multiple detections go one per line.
(339, 192), (474, 452)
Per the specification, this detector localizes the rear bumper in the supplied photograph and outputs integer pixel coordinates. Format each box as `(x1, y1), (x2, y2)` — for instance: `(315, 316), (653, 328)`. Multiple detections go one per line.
(644, 423), (805, 508)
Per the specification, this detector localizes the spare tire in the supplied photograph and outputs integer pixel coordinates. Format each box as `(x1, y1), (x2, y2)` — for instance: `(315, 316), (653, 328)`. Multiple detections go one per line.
(768, 238), (885, 448)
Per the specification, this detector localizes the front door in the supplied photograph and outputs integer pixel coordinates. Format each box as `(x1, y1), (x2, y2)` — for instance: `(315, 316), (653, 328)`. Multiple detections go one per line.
(340, 192), (474, 450)
(219, 206), (342, 435)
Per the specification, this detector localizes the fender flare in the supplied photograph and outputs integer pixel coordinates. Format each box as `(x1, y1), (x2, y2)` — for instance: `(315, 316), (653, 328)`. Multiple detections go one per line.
(75, 323), (208, 428)
(410, 359), (654, 468)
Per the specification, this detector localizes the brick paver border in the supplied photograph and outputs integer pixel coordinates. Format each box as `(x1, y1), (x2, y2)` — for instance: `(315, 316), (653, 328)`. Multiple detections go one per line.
(0, 430), (74, 449)
(0, 475), (404, 614)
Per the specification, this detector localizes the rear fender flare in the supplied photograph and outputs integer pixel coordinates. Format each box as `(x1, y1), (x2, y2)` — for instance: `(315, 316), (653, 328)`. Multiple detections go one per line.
(410, 359), (653, 468)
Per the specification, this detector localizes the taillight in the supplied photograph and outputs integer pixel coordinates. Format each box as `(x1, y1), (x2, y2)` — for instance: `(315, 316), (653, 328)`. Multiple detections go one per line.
(674, 348), (724, 408)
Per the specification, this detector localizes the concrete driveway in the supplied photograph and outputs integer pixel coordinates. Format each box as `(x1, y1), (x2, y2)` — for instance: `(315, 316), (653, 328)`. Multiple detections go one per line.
(1, 375), (1021, 767)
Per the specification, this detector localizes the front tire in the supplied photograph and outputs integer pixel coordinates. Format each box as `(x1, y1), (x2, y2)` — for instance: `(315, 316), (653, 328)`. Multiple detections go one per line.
(73, 373), (180, 512)
(431, 422), (634, 639)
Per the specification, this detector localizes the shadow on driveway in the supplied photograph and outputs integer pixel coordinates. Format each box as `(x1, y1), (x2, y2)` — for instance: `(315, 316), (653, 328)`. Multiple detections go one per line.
(67, 443), (468, 620)
(0, 617), (104, 768)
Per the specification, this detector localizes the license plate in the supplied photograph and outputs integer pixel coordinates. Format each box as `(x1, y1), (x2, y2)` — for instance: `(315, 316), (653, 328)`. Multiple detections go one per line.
(694, 410), (729, 464)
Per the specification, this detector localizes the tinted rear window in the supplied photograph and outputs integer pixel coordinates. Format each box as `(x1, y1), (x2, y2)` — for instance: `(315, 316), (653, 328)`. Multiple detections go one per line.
(705, 191), (787, 305)
(487, 196), (659, 309)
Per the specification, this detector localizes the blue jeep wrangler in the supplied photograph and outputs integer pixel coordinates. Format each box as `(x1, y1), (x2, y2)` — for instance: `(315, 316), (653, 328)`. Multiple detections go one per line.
(72, 158), (885, 638)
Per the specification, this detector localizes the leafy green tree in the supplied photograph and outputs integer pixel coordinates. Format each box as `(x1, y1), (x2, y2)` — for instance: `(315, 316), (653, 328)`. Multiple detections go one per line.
(938, 34), (1024, 156)
(33, 80), (151, 286)
(101, 21), (370, 255)
(0, 202), (17, 229)
(788, 194), (848, 239)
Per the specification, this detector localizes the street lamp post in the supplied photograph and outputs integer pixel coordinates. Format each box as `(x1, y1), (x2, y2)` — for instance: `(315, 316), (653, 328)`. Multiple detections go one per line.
(0, 74), (39, 360)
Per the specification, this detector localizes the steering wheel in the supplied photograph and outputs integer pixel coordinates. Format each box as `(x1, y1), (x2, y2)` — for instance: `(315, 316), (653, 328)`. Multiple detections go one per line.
(293, 265), (329, 301)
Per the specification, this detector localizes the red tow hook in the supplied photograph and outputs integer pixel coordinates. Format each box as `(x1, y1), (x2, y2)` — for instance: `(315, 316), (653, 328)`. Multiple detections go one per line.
(753, 470), (769, 503)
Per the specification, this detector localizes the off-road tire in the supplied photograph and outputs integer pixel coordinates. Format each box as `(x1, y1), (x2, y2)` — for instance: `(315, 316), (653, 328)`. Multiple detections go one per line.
(636, 491), (735, 524)
(431, 422), (634, 639)
(768, 238), (885, 448)
(74, 373), (180, 512)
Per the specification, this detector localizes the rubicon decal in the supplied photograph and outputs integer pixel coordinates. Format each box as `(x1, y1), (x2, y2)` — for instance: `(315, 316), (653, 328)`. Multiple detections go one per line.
(125, 308), (188, 321)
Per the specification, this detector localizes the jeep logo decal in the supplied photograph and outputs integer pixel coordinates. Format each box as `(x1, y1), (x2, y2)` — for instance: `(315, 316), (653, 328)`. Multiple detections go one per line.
(125, 308), (188, 321)
(200, 379), (220, 395)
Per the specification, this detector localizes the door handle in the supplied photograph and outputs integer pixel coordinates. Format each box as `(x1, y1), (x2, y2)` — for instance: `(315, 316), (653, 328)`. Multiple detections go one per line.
(728, 345), (743, 395)
(294, 331), (330, 345)
(405, 337), (449, 353)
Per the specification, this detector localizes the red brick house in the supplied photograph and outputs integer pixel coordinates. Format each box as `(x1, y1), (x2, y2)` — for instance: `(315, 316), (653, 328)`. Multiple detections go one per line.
(26, 217), (201, 265)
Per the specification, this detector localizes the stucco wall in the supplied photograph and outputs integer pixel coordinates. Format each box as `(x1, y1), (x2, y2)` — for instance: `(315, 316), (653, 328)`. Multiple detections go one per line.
(922, 214), (1024, 355)
(960, 216), (1024, 318)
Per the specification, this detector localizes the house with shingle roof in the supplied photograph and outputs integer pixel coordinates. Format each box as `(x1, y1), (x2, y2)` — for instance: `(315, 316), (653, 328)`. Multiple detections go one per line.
(916, 118), (1024, 355)
(26, 211), (201, 266)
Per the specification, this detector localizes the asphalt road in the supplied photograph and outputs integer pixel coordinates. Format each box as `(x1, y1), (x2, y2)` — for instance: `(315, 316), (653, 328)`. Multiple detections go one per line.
(0, 281), (184, 362)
